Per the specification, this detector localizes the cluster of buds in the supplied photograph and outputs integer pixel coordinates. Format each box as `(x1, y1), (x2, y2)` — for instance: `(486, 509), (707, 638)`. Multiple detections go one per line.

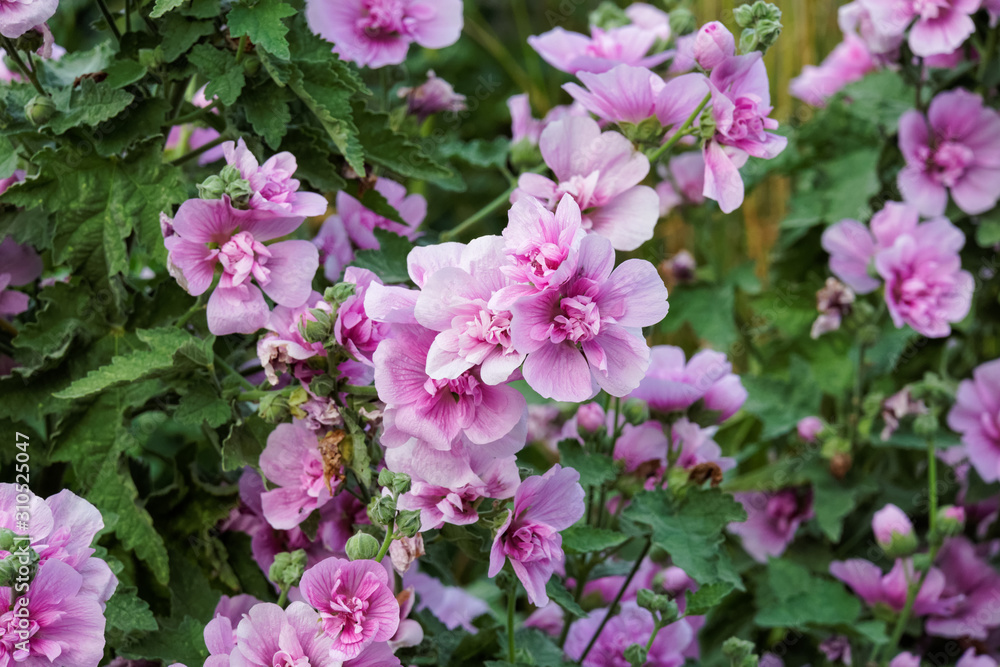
(197, 165), (253, 207)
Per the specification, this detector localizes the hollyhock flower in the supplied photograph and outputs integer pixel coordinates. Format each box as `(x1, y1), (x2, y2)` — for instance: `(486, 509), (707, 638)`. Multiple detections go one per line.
(789, 33), (876, 107)
(512, 116), (659, 251)
(986, 0), (1000, 26)
(624, 3), (671, 40)
(881, 388), (929, 441)
(948, 359), (1000, 482)
(656, 152), (706, 217)
(259, 422), (338, 530)
(582, 557), (662, 605)
(563, 64), (665, 124)
(898, 89), (1000, 216)
(0, 235), (42, 317)
(221, 139), (327, 217)
(958, 650), (998, 667)
(334, 178), (426, 254)
(703, 48), (788, 213)
(0, 0), (56, 38)
(528, 25), (671, 75)
(258, 291), (330, 385)
(820, 218), (881, 295)
(387, 587), (422, 650)
(797, 416), (824, 442)
(313, 210), (355, 282)
(405, 571), (490, 632)
(672, 417), (735, 473)
(164, 198), (318, 335)
(927, 537), (1000, 639)
(387, 438), (519, 530)
(838, 2), (904, 59)
(204, 595), (262, 667)
(576, 403), (606, 433)
(388, 535), (424, 575)
(488, 465), (585, 606)
(0, 484), (117, 606)
(693, 22), (735, 70)
(0, 560), (106, 667)
(397, 70), (466, 121)
(863, 0), (979, 58)
(524, 603), (565, 637)
(811, 277), (856, 339)
(630, 345), (747, 422)
(614, 421), (668, 482)
(373, 324), (528, 453)
(165, 87), (224, 166)
(415, 236), (526, 384)
(335, 267), (391, 366)
(729, 489), (813, 562)
(829, 558), (957, 616)
(565, 603), (695, 667)
(299, 557), (400, 660)
(819, 636), (852, 666)
(223, 602), (337, 667)
(0, 170), (24, 196)
(872, 503), (915, 548)
(511, 234), (669, 402)
(304, 0), (462, 69)
(507, 94), (589, 146)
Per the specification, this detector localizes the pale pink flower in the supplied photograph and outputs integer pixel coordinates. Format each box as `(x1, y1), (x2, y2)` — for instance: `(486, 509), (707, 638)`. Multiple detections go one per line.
(0, 234), (42, 317)
(529, 25), (671, 75)
(861, 0), (979, 58)
(259, 422), (336, 530)
(222, 139), (327, 217)
(729, 489), (813, 562)
(0, 0), (56, 38)
(565, 603), (695, 667)
(405, 571), (490, 632)
(789, 33), (876, 106)
(947, 359), (1000, 483)
(507, 94), (588, 146)
(829, 557), (957, 616)
(398, 70), (466, 121)
(335, 268), (391, 366)
(630, 345), (746, 422)
(257, 291), (330, 385)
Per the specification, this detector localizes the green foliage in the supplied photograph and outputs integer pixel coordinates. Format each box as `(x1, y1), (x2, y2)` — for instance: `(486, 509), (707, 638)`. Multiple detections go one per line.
(227, 0), (297, 60)
(351, 229), (416, 284)
(560, 526), (629, 554)
(754, 559), (861, 628)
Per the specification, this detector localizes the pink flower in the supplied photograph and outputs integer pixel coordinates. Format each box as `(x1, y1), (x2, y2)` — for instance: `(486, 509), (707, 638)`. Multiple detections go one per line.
(957, 649), (998, 667)
(304, 0), (462, 69)
(796, 416), (824, 442)
(0, 0), (56, 38)
(565, 603), (695, 667)
(0, 484), (117, 607)
(332, 178), (426, 253)
(299, 557), (400, 660)
(672, 417), (735, 472)
(630, 345), (747, 422)
(0, 560), (107, 667)
(510, 234), (669, 402)
(164, 198), (318, 335)
(613, 421), (668, 479)
(863, 0), (979, 58)
(507, 94), (589, 146)
(415, 237), (525, 384)
(259, 422), (337, 530)
(789, 33), (876, 106)
(223, 601), (338, 667)
(872, 503), (914, 546)
(0, 235), (42, 317)
(838, 2), (904, 59)
(335, 268), (391, 366)
(624, 3), (672, 40)
(404, 571), (490, 632)
(898, 89), (1000, 216)
(513, 115), (659, 251)
(889, 653), (922, 667)
(656, 152), (706, 218)
(222, 139), (327, 217)
(373, 324), (528, 452)
(528, 25), (671, 75)
(830, 558), (957, 616)
(811, 277), (856, 339)
(258, 292), (330, 385)
(948, 358), (1000, 482)
(563, 64), (665, 124)
(693, 22), (735, 70)
(489, 465), (585, 606)
(926, 537), (1000, 639)
(203, 595), (262, 667)
(729, 489), (813, 562)
(397, 70), (466, 121)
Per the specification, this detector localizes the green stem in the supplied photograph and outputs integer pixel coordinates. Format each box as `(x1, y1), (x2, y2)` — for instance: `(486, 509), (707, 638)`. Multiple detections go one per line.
(927, 435), (938, 536)
(215, 356), (257, 391)
(124, 0), (131, 33)
(507, 580), (517, 662)
(441, 183), (516, 242)
(169, 135), (228, 165)
(236, 390), (271, 402)
(374, 525), (394, 563)
(166, 99), (222, 126)
(978, 28), (999, 91)
(579, 539), (652, 663)
(342, 384), (379, 396)
(510, 0), (549, 110)
(176, 295), (206, 327)
(276, 586), (289, 608)
(463, 7), (541, 110)
(0, 37), (46, 96)
(235, 35), (248, 64)
(648, 92), (712, 164)
(95, 0), (123, 43)
(849, 342), (868, 447)
(644, 620), (665, 652)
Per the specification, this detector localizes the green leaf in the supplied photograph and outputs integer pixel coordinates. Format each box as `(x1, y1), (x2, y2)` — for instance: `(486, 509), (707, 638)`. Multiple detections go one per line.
(838, 70), (913, 133)
(976, 209), (1000, 248)
(222, 416), (272, 471)
(437, 137), (511, 169)
(754, 559), (861, 628)
(105, 586), (159, 633)
(351, 229), (415, 284)
(622, 487), (746, 588)
(175, 385), (231, 427)
(560, 526), (629, 554)
(227, 0), (296, 59)
(741, 356), (822, 440)
(95, 97), (171, 157)
(242, 83), (291, 149)
(159, 14), (216, 62)
(820, 148), (881, 223)
(188, 44), (246, 106)
(288, 60), (364, 174)
(557, 439), (617, 488)
(658, 284), (737, 350)
(545, 578), (586, 619)
(103, 59), (148, 89)
(684, 582), (735, 616)
(354, 101), (456, 184)
(358, 187), (406, 225)
(809, 462), (876, 542)
(150, 0), (185, 18)
(46, 78), (134, 135)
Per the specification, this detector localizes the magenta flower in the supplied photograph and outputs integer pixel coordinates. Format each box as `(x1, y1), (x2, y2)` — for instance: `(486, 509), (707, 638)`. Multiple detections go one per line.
(565, 603), (695, 667)
(957, 649), (997, 667)
(838, 1), (904, 59)
(613, 420), (668, 479)
(830, 558), (957, 616)
(0, 0), (56, 38)
(948, 359), (1000, 483)
(630, 345), (747, 421)
(926, 537), (1000, 639)
(398, 70), (466, 121)
(259, 422), (336, 530)
(0, 484), (118, 607)
(789, 33), (876, 107)
(511, 234), (668, 402)
(0, 235), (42, 317)
(405, 571), (490, 632)
(489, 465), (585, 606)
(335, 267), (391, 366)
(333, 178), (425, 254)
(304, 0), (462, 69)
(0, 560), (107, 667)
(222, 139), (328, 217)
(299, 557), (400, 660)
(415, 237), (525, 385)
(863, 0), (979, 57)
(898, 89), (1000, 216)
(889, 654), (922, 667)
(513, 116), (660, 251)
(258, 291), (330, 385)
(203, 595), (262, 667)
(164, 198), (318, 335)
(528, 25), (671, 75)
(728, 489), (813, 562)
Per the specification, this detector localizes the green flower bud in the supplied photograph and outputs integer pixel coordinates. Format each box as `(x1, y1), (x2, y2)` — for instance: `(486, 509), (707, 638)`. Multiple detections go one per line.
(16, 29), (45, 54)
(395, 509), (422, 538)
(345, 532), (381, 561)
(197, 175), (227, 200)
(309, 374), (336, 398)
(287, 387), (310, 420)
(589, 1), (630, 30)
(619, 115), (665, 145)
(301, 309), (333, 344)
(378, 469), (412, 496)
(625, 644), (648, 667)
(25, 95), (55, 126)
(258, 391), (290, 423)
(935, 505), (966, 539)
(510, 139), (543, 171)
(621, 399), (649, 425)
(734, 2), (782, 54)
(668, 8), (697, 36)
(637, 589), (679, 620)
(0, 528), (16, 552)
(722, 637), (758, 667)
(367, 494), (397, 527)
(242, 54), (261, 76)
(268, 549), (308, 589)
(324, 282), (356, 305)
(225, 178), (253, 208)
(913, 412), (939, 437)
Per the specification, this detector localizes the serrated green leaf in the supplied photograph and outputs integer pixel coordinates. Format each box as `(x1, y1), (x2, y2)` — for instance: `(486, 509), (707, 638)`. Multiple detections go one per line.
(95, 97), (171, 157)
(159, 14), (216, 62)
(754, 559), (861, 628)
(353, 101), (456, 183)
(288, 60), (364, 174)
(437, 137), (511, 169)
(561, 526), (629, 554)
(351, 229), (415, 284)
(658, 284), (737, 350)
(150, 0), (185, 18)
(557, 439), (616, 488)
(188, 44), (246, 106)
(358, 187), (405, 225)
(103, 59), (147, 89)
(222, 416), (271, 471)
(741, 356), (822, 440)
(684, 582), (734, 616)
(227, 0), (296, 59)
(545, 578), (586, 618)
(105, 585), (159, 633)
(46, 78), (134, 135)
(242, 83), (291, 149)
(175, 386), (231, 427)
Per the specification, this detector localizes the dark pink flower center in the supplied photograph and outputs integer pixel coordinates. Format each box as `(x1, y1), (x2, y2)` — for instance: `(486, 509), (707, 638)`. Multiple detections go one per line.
(552, 293), (601, 344)
(424, 373), (483, 405)
(723, 95), (768, 143)
(506, 522), (558, 563)
(324, 575), (377, 643)
(219, 231), (271, 287)
(458, 306), (515, 356)
(766, 492), (802, 533)
(272, 650), (311, 667)
(257, 169), (296, 203)
(301, 456), (326, 498)
(913, 0), (950, 20)
(921, 141), (974, 187)
(359, 0), (408, 39)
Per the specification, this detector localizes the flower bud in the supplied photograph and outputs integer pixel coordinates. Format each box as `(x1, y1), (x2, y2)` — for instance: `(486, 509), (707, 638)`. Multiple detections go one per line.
(621, 399), (649, 425)
(693, 22), (735, 70)
(589, 1), (630, 30)
(268, 549), (307, 589)
(637, 589), (678, 619)
(242, 54), (261, 76)
(576, 402), (606, 433)
(0, 528), (16, 552)
(301, 309), (333, 343)
(935, 505), (965, 538)
(394, 509), (422, 538)
(345, 532), (381, 561)
(324, 282), (356, 305)
(389, 534), (424, 573)
(258, 391), (290, 423)
(669, 8), (697, 36)
(625, 644), (648, 667)
(619, 116), (665, 144)
(378, 468), (412, 496)
(367, 493), (397, 527)
(796, 416), (824, 443)
(734, 1), (782, 54)
(15, 28), (45, 54)
(872, 504), (917, 557)
(309, 374), (336, 397)
(197, 175), (227, 200)
(913, 412), (939, 437)
(25, 95), (55, 126)
(722, 637), (758, 667)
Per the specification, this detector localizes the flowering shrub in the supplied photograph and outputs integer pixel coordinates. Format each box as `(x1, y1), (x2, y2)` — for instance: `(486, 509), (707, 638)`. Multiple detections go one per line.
(1, 0), (1000, 666)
